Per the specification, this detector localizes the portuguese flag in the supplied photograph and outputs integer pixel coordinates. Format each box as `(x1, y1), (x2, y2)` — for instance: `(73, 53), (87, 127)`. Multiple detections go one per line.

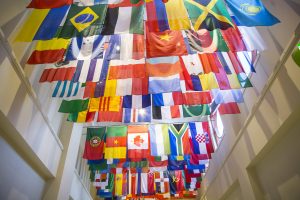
(83, 127), (105, 160)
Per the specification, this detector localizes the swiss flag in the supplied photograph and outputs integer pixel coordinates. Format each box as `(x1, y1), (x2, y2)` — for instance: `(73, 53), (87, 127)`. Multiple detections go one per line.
(127, 125), (150, 159)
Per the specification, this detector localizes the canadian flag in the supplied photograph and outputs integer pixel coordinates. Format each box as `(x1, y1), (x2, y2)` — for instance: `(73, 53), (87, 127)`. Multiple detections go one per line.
(127, 125), (150, 159)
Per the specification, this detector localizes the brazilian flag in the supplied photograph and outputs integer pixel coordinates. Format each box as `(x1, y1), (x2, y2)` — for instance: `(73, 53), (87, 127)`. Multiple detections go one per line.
(58, 4), (107, 39)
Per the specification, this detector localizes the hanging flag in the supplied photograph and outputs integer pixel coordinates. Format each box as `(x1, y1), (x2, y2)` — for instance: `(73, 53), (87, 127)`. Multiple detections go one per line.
(15, 5), (69, 41)
(58, 4), (107, 39)
(114, 169), (127, 196)
(146, 27), (188, 58)
(27, 0), (72, 8)
(123, 95), (151, 109)
(154, 171), (170, 196)
(152, 92), (184, 107)
(149, 124), (171, 156)
(123, 106), (151, 123)
(89, 96), (122, 112)
(149, 74), (182, 94)
(83, 127), (105, 160)
(108, 59), (145, 79)
(182, 104), (210, 118)
(145, 0), (190, 32)
(168, 170), (185, 195)
(27, 38), (70, 64)
(168, 123), (191, 156)
(39, 67), (76, 82)
(58, 99), (89, 113)
(146, 56), (183, 77)
(96, 173), (114, 197)
(97, 109), (123, 122)
(132, 77), (149, 95)
(74, 0), (144, 7)
(152, 105), (181, 120)
(141, 172), (155, 195)
(67, 111), (96, 123)
(72, 59), (104, 83)
(183, 91), (212, 105)
(189, 122), (211, 155)
(183, 0), (234, 31)
(52, 81), (81, 98)
(226, 0), (280, 26)
(101, 5), (144, 35)
(218, 102), (240, 115)
(127, 125), (150, 159)
(65, 35), (105, 61)
(181, 54), (203, 75)
(104, 126), (127, 159)
(198, 53), (219, 73)
(185, 29), (229, 53)
(115, 79), (132, 96)
(237, 73), (252, 88)
(211, 89), (244, 104)
(221, 26), (247, 52)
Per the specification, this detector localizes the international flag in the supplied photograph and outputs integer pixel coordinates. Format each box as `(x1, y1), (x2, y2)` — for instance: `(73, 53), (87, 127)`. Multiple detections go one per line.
(168, 155), (188, 170)
(15, 5), (69, 41)
(83, 127), (105, 160)
(181, 54), (203, 75)
(183, 91), (212, 105)
(189, 122), (212, 155)
(211, 89), (244, 104)
(52, 81), (81, 98)
(132, 77), (149, 95)
(152, 92), (184, 107)
(127, 125), (150, 159)
(146, 56), (183, 77)
(128, 169), (141, 197)
(168, 170), (186, 195)
(65, 35), (106, 61)
(221, 26), (247, 52)
(123, 106), (151, 123)
(114, 169), (127, 196)
(58, 99), (89, 113)
(148, 74), (181, 94)
(67, 111), (96, 123)
(123, 95), (151, 109)
(97, 108), (123, 122)
(141, 172), (155, 195)
(168, 123), (191, 156)
(101, 5), (144, 35)
(39, 67), (76, 83)
(218, 102), (241, 115)
(115, 79), (132, 96)
(145, 0), (190, 32)
(103, 79), (117, 97)
(74, 0), (144, 7)
(89, 96), (122, 112)
(152, 105), (181, 120)
(191, 73), (219, 91)
(108, 59), (145, 79)
(27, 0), (72, 8)
(226, 0), (280, 26)
(183, 0), (234, 31)
(27, 38), (70, 64)
(182, 104), (210, 118)
(149, 124), (170, 156)
(58, 4), (107, 39)
(96, 173), (114, 197)
(237, 73), (252, 88)
(184, 29), (229, 53)
(72, 59), (104, 83)
(154, 171), (170, 195)
(104, 126), (127, 159)
(146, 27), (188, 58)
(198, 53), (219, 73)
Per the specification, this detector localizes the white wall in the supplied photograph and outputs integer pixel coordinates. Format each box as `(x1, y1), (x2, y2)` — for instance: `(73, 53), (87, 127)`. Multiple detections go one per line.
(201, 0), (300, 199)
(70, 171), (93, 200)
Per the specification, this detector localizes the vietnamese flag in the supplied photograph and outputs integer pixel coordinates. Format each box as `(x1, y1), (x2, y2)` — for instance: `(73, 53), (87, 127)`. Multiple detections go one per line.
(127, 125), (150, 159)
(83, 127), (105, 160)
(146, 25), (187, 58)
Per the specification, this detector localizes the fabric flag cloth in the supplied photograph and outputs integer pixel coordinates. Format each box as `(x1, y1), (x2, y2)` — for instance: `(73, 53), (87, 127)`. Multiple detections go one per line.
(27, 0), (72, 8)
(146, 27), (188, 58)
(152, 92), (184, 107)
(104, 126), (127, 159)
(83, 127), (105, 160)
(123, 95), (151, 109)
(168, 170), (186, 195)
(181, 53), (203, 75)
(185, 29), (229, 53)
(123, 106), (151, 123)
(226, 0), (280, 26)
(183, 91), (212, 105)
(182, 104), (210, 118)
(97, 108), (123, 122)
(189, 122), (213, 155)
(15, 5), (69, 41)
(67, 110), (96, 123)
(211, 89), (244, 104)
(65, 35), (105, 61)
(89, 96), (122, 112)
(146, 56), (183, 77)
(149, 124), (171, 156)
(58, 99), (89, 113)
(101, 5), (144, 35)
(218, 102), (240, 115)
(221, 26), (247, 52)
(108, 59), (145, 80)
(154, 171), (170, 196)
(72, 59), (104, 83)
(27, 38), (70, 64)
(141, 172), (155, 195)
(168, 123), (191, 156)
(52, 81), (81, 98)
(39, 67), (76, 82)
(183, 0), (234, 31)
(148, 74), (182, 94)
(152, 105), (181, 120)
(145, 0), (190, 32)
(127, 125), (150, 159)
(96, 173), (114, 197)
(74, 0), (144, 7)
(58, 4), (107, 39)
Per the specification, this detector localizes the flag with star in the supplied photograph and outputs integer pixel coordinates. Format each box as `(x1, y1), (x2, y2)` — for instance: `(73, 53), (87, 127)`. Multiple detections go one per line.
(168, 170), (186, 195)
(146, 26), (188, 58)
(104, 126), (128, 159)
(83, 127), (105, 160)
(58, 4), (107, 39)
(183, 0), (234, 31)
(127, 125), (150, 159)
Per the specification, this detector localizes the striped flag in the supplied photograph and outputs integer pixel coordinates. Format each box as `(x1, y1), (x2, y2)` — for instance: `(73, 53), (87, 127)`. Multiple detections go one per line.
(72, 59), (104, 83)
(52, 81), (82, 98)
(168, 123), (191, 156)
(127, 125), (150, 159)
(149, 74), (182, 94)
(123, 106), (151, 123)
(123, 95), (151, 109)
(149, 124), (171, 156)
(152, 92), (184, 107)
(39, 66), (76, 82)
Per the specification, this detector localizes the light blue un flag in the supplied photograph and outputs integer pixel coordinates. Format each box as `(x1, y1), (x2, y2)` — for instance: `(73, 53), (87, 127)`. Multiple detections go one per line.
(225, 0), (280, 26)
